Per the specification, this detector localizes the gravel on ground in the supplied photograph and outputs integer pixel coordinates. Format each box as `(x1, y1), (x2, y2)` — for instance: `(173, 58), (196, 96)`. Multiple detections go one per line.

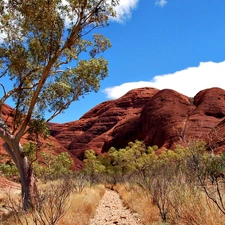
(90, 188), (143, 225)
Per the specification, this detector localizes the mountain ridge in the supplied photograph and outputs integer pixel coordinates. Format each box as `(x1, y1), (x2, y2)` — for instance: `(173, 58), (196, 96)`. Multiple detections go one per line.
(1, 87), (225, 169)
(49, 87), (225, 160)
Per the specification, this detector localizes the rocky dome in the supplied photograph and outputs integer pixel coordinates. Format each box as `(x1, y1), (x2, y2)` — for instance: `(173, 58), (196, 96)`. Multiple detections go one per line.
(49, 87), (225, 159)
(1, 87), (225, 168)
(49, 88), (160, 159)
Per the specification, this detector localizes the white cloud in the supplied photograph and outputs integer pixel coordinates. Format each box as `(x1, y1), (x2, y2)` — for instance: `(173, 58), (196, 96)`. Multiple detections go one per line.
(0, 0), (139, 43)
(103, 61), (225, 99)
(111, 0), (140, 22)
(63, 0), (140, 24)
(0, 33), (6, 44)
(155, 0), (168, 7)
(62, 0), (140, 26)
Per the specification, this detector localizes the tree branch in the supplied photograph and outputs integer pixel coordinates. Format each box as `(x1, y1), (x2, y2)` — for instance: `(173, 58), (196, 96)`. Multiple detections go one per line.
(0, 68), (9, 78)
(46, 89), (81, 122)
(14, 0), (110, 140)
(3, 142), (17, 165)
(15, 63), (54, 141)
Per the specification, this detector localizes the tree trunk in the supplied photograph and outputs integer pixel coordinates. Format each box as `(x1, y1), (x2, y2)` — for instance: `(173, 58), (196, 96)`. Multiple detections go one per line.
(3, 141), (39, 211)
(18, 157), (39, 211)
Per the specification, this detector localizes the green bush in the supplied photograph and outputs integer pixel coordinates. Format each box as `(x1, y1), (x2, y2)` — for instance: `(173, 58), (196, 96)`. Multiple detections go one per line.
(0, 161), (19, 179)
(35, 151), (74, 179)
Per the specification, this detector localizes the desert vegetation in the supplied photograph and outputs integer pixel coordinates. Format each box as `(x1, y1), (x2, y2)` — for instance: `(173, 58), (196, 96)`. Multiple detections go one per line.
(1, 139), (225, 224)
(0, 0), (224, 224)
(0, 175), (105, 225)
(82, 140), (225, 225)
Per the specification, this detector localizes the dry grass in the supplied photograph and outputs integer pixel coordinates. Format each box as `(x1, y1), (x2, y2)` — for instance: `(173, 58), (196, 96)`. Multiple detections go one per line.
(60, 184), (105, 225)
(113, 183), (161, 225)
(0, 184), (22, 225)
(169, 185), (225, 225)
(113, 183), (225, 225)
(2, 177), (225, 225)
(0, 180), (105, 225)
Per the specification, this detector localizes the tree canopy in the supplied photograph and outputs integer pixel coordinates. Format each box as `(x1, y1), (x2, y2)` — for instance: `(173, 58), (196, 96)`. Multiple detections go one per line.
(0, 0), (117, 135)
(0, 0), (118, 210)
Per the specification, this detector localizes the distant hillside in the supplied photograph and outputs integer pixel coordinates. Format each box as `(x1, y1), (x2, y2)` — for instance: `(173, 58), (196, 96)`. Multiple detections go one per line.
(1, 87), (225, 167)
(48, 87), (225, 160)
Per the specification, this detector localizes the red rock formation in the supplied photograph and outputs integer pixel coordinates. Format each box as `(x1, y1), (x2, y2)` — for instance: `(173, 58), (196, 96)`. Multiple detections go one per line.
(50, 87), (225, 157)
(2, 87), (225, 165)
(49, 88), (160, 159)
(139, 88), (225, 150)
(0, 104), (83, 170)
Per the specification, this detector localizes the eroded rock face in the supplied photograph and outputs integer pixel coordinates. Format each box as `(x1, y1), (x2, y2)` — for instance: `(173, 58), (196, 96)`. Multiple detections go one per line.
(49, 88), (160, 159)
(139, 88), (225, 150)
(2, 87), (225, 167)
(49, 87), (225, 157)
(139, 89), (195, 149)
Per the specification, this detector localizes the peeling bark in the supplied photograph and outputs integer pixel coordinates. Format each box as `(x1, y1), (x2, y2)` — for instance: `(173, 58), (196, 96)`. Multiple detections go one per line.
(3, 139), (39, 210)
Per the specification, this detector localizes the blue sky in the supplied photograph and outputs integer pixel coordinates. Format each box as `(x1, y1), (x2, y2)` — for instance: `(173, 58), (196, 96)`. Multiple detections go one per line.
(53, 0), (225, 123)
(2, 0), (225, 123)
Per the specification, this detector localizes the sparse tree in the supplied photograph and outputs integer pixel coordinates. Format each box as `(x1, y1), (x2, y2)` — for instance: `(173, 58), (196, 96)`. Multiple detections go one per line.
(188, 141), (225, 215)
(37, 150), (74, 179)
(83, 150), (106, 184)
(0, 0), (118, 210)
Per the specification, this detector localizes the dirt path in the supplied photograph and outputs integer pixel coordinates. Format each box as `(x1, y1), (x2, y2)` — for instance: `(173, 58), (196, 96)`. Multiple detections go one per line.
(90, 189), (142, 225)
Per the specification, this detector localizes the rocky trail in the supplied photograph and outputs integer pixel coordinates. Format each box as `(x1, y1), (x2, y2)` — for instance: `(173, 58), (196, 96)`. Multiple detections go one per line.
(90, 189), (142, 225)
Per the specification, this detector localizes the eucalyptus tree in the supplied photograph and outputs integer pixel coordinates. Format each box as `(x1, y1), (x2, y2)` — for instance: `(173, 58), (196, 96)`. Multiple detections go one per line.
(0, 0), (118, 210)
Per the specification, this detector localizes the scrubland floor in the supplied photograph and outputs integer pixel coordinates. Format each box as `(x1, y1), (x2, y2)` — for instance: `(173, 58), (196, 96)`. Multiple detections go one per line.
(90, 188), (142, 225)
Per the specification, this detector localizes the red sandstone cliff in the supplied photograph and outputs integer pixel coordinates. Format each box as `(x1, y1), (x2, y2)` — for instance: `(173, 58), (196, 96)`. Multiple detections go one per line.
(1, 87), (225, 167)
(49, 87), (225, 159)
